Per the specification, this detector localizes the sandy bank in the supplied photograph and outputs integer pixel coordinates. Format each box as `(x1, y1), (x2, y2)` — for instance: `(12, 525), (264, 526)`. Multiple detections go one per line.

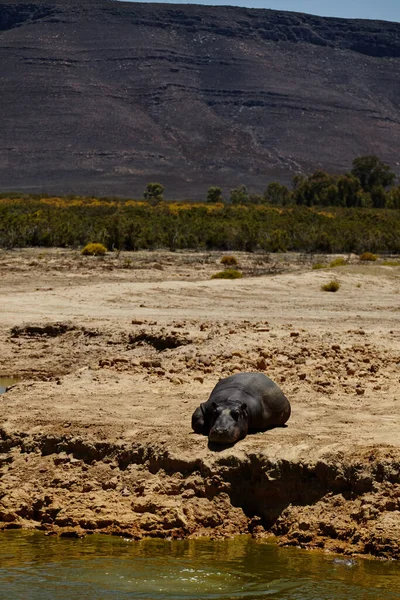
(0, 249), (399, 558)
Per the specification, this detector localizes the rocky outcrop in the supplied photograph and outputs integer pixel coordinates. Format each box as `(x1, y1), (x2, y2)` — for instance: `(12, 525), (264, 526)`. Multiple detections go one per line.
(0, 0), (399, 198)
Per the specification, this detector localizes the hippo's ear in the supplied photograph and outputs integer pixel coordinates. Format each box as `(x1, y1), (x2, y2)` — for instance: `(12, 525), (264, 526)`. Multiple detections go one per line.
(211, 401), (217, 410)
(200, 402), (207, 415)
(240, 403), (248, 415)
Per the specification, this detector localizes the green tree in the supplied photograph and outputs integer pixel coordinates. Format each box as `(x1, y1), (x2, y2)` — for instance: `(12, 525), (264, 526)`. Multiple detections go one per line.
(230, 185), (249, 205)
(248, 193), (263, 204)
(292, 170), (337, 206)
(206, 186), (223, 203)
(264, 182), (290, 205)
(386, 186), (400, 209)
(292, 174), (305, 190)
(337, 173), (361, 207)
(351, 156), (396, 193)
(370, 185), (387, 209)
(143, 182), (164, 203)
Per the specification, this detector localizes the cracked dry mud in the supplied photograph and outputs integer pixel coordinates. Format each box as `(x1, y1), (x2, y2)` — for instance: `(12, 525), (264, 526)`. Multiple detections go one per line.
(0, 248), (400, 558)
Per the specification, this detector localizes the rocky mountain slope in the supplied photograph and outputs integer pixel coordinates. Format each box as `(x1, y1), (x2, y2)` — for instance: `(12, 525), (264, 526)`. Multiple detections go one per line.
(1, 0), (400, 198)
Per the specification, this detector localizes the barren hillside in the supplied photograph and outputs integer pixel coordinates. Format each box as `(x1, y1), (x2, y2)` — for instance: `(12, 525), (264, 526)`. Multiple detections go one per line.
(1, 0), (400, 198)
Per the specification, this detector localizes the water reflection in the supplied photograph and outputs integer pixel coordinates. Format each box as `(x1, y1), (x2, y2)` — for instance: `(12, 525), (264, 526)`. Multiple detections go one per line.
(0, 377), (20, 394)
(0, 532), (400, 599)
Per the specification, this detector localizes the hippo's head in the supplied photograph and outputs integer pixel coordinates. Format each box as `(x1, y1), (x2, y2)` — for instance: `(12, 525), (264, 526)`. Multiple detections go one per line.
(208, 401), (249, 444)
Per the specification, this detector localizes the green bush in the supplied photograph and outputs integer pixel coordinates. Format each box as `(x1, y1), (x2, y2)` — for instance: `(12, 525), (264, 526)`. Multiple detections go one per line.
(321, 280), (340, 292)
(81, 243), (107, 256)
(329, 257), (347, 268)
(359, 252), (377, 261)
(221, 255), (238, 267)
(1, 197), (400, 255)
(211, 269), (243, 279)
(312, 262), (326, 270)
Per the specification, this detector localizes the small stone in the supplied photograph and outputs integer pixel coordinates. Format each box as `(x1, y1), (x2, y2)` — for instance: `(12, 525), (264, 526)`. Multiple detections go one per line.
(99, 359), (111, 368)
(194, 376), (204, 383)
(114, 357), (129, 364)
(356, 388), (365, 396)
(102, 477), (118, 490)
(256, 357), (267, 370)
(60, 528), (85, 538)
(82, 483), (94, 493)
(182, 489), (196, 499)
(141, 359), (162, 368)
(198, 356), (212, 366)
(53, 455), (71, 465)
(2, 512), (17, 522)
(295, 357), (306, 365)
(316, 380), (331, 387)
(299, 373), (307, 380)
(290, 332), (300, 338)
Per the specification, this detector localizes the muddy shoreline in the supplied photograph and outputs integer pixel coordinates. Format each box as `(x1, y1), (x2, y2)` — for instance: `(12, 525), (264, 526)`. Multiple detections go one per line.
(0, 249), (399, 559)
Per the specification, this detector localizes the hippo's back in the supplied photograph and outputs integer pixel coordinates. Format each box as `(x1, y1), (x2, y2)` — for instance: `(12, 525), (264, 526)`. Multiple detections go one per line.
(209, 372), (290, 428)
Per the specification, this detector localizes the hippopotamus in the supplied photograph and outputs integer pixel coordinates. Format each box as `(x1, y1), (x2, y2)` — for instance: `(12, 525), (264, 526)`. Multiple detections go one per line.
(191, 372), (291, 445)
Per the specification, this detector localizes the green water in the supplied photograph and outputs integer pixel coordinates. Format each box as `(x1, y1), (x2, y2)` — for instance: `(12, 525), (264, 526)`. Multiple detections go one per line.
(0, 532), (400, 599)
(0, 377), (20, 394)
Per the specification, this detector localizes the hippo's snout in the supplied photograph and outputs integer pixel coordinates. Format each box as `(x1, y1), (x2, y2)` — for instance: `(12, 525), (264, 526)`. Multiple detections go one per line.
(208, 426), (240, 445)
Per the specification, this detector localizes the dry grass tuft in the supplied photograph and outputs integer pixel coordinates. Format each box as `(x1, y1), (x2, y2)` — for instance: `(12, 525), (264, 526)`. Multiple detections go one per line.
(81, 243), (107, 256)
(221, 255), (238, 267)
(329, 257), (347, 268)
(359, 252), (377, 262)
(321, 280), (340, 292)
(211, 269), (243, 280)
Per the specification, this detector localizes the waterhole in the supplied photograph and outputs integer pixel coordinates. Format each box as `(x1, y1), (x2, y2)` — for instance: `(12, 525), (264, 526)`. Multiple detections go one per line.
(0, 532), (399, 599)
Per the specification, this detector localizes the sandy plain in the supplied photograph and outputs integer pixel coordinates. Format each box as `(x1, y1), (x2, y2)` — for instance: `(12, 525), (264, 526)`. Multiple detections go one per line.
(0, 248), (399, 558)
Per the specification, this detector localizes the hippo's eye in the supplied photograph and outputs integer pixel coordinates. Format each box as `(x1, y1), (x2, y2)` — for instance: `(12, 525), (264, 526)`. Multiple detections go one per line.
(231, 409), (240, 421)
